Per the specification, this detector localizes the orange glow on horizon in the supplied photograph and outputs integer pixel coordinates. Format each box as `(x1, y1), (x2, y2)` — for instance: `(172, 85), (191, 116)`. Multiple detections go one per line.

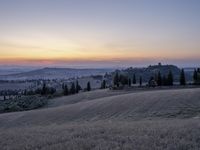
(0, 35), (200, 66)
(0, 54), (199, 66)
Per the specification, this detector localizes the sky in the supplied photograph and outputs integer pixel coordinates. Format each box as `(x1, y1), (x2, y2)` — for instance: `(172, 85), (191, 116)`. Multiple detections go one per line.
(0, 0), (200, 68)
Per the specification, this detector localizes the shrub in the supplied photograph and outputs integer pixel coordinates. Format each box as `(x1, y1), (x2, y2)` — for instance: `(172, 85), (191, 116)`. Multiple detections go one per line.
(0, 96), (48, 113)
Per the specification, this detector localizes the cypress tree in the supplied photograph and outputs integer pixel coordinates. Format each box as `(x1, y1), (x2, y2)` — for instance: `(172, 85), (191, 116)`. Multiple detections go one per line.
(157, 71), (162, 86)
(101, 80), (106, 89)
(41, 82), (47, 95)
(62, 83), (65, 90)
(154, 73), (158, 83)
(113, 72), (119, 87)
(87, 81), (91, 91)
(63, 84), (69, 95)
(180, 69), (186, 85)
(198, 68), (200, 83)
(70, 82), (76, 94)
(24, 89), (27, 95)
(193, 69), (198, 84)
(76, 80), (81, 93)
(139, 76), (142, 86)
(132, 74), (136, 84)
(194, 68), (200, 84)
(128, 78), (131, 87)
(167, 70), (173, 86)
(162, 75), (167, 86)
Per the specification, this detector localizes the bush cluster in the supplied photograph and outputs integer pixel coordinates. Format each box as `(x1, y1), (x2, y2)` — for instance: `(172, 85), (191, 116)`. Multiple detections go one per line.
(0, 96), (48, 113)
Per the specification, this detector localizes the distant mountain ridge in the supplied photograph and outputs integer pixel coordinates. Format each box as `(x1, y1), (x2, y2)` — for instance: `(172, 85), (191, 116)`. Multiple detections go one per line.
(0, 65), (194, 82)
(0, 68), (114, 80)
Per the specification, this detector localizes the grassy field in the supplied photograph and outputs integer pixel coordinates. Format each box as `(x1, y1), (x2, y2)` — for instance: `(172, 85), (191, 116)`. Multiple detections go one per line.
(0, 88), (200, 149)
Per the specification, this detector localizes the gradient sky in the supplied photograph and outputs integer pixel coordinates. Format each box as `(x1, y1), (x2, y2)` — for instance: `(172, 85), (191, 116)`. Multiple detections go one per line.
(0, 0), (200, 68)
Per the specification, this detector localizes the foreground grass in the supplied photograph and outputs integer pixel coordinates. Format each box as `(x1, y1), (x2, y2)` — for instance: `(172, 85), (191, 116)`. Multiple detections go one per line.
(0, 119), (200, 150)
(1, 88), (200, 150)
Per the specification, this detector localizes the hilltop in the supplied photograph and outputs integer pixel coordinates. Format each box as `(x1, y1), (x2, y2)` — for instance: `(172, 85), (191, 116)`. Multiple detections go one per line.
(119, 64), (193, 82)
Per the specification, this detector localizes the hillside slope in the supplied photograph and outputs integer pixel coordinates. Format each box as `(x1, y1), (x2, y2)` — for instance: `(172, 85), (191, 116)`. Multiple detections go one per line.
(0, 88), (200, 127)
(0, 88), (200, 150)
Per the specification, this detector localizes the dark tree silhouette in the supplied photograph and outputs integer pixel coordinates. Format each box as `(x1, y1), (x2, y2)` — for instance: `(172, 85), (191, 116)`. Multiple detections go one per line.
(70, 82), (76, 94)
(180, 69), (186, 85)
(157, 71), (162, 86)
(167, 70), (173, 86)
(76, 80), (81, 93)
(41, 83), (47, 95)
(62, 83), (65, 90)
(128, 78), (131, 87)
(119, 74), (128, 85)
(113, 72), (119, 87)
(139, 76), (142, 86)
(193, 68), (200, 84)
(87, 81), (91, 91)
(132, 74), (136, 84)
(101, 80), (106, 89)
(193, 69), (198, 84)
(198, 69), (200, 84)
(63, 84), (69, 95)
(162, 75), (167, 86)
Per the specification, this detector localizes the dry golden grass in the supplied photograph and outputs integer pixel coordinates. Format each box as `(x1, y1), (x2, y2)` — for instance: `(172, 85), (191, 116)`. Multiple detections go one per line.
(0, 88), (200, 149)
(0, 119), (200, 150)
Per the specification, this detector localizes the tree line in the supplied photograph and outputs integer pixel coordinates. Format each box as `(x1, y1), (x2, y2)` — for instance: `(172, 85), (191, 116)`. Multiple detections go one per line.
(193, 68), (200, 85)
(113, 68), (200, 87)
(62, 81), (91, 96)
(1, 68), (199, 100)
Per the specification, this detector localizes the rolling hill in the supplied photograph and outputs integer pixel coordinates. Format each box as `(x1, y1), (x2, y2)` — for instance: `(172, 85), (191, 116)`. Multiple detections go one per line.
(0, 68), (114, 80)
(121, 64), (193, 82)
(0, 88), (200, 149)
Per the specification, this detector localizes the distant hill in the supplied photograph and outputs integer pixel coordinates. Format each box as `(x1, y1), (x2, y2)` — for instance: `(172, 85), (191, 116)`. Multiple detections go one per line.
(0, 68), (114, 80)
(118, 64), (193, 82)
(0, 65), (195, 82)
(0, 67), (36, 75)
